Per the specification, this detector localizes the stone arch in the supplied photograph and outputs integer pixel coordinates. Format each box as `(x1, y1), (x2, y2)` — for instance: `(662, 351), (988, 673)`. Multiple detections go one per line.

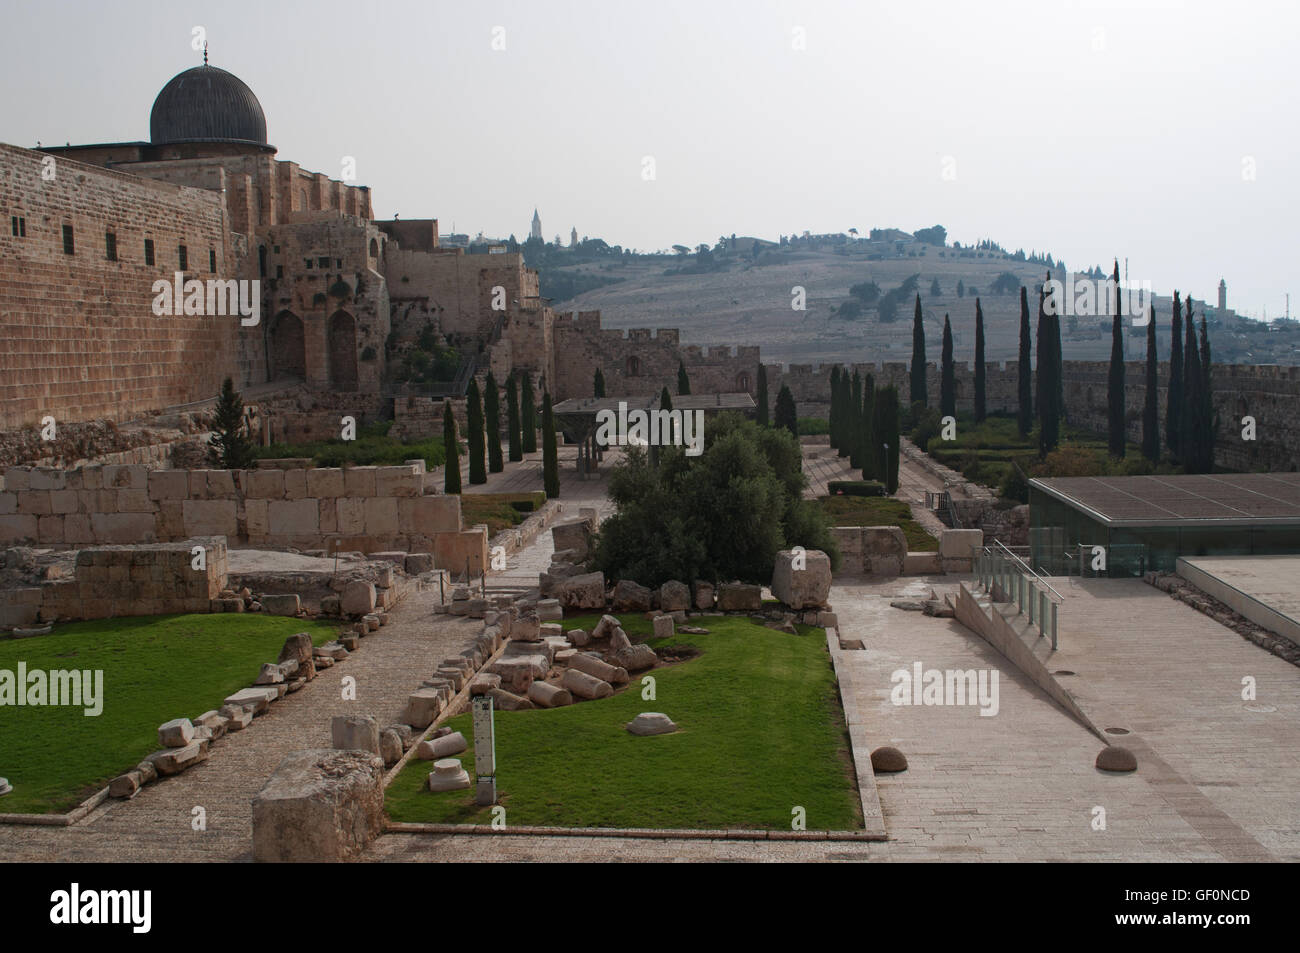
(300, 188), (309, 211)
(369, 238), (379, 259)
(626, 356), (640, 377)
(736, 371), (751, 392)
(268, 310), (306, 382)
(329, 310), (359, 391)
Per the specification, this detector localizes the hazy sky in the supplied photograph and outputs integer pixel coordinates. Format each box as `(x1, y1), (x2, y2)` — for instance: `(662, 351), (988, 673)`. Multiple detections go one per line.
(3, 0), (1295, 317)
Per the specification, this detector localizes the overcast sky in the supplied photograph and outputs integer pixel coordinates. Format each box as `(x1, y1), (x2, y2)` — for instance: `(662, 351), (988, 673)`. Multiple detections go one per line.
(3, 0), (1295, 318)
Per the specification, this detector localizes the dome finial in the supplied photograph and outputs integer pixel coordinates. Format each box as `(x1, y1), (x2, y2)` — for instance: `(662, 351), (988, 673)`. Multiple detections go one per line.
(203, 42), (208, 66)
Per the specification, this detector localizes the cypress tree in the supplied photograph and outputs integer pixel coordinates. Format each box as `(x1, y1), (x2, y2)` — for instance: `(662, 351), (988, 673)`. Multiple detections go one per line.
(940, 314), (955, 418)
(849, 370), (863, 469)
(879, 385), (901, 494)
(774, 384), (798, 437)
(485, 371), (503, 473)
(1182, 298), (1204, 473)
(1166, 291), (1184, 460)
(974, 298), (987, 423)
(1141, 303), (1160, 463)
(466, 377), (486, 484)
(1017, 286), (1032, 437)
(1037, 280), (1060, 457)
(443, 399), (461, 494)
(1198, 316), (1215, 472)
(756, 364), (769, 426)
(677, 360), (691, 395)
(837, 370), (852, 458)
(860, 376), (877, 481)
(910, 295), (927, 407)
(829, 366), (841, 450)
(1107, 260), (1126, 458)
(520, 372), (537, 453)
(542, 391), (559, 498)
(593, 367), (605, 398)
(505, 374), (522, 462)
(208, 377), (256, 470)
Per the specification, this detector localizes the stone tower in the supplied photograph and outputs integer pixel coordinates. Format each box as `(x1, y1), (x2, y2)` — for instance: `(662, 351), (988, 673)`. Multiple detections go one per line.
(1218, 278), (1227, 311)
(530, 208), (542, 241)
(571, 226), (578, 248)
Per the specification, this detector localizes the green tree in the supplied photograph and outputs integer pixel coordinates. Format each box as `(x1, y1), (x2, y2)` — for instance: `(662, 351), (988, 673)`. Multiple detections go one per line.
(756, 364), (769, 427)
(859, 376), (877, 481)
(940, 314), (956, 418)
(542, 391), (560, 497)
(1196, 315), (1216, 472)
(910, 295), (927, 407)
(1036, 279), (1060, 457)
(207, 377), (256, 470)
(677, 360), (691, 395)
(1142, 303), (1160, 463)
(774, 384), (798, 437)
(1166, 291), (1184, 460)
(485, 371), (504, 473)
(828, 366), (841, 450)
(521, 372), (537, 453)
(1017, 286), (1033, 437)
(974, 298), (987, 423)
(849, 370), (863, 469)
(467, 378), (487, 484)
(876, 385), (901, 494)
(506, 374), (523, 462)
(593, 367), (606, 398)
(443, 400), (461, 494)
(1107, 260), (1126, 458)
(930, 277), (941, 296)
(956, 279), (965, 298)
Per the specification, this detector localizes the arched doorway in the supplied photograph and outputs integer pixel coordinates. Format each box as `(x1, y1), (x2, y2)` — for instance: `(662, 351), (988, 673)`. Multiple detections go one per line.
(329, 310), (359, 391)
(268, 310), (305, 381)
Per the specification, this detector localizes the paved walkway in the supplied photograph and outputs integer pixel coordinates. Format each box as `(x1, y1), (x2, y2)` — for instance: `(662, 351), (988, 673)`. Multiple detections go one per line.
(0, 584), (483, 861)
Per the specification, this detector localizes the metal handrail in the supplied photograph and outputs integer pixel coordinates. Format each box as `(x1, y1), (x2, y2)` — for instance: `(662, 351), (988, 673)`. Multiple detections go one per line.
(993, 540), (1063, 603)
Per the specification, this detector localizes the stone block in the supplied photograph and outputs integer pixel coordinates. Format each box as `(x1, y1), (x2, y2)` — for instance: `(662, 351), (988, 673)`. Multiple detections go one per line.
(904, 552), (943, 574)
(402, 688), (444, 729)
(551, 518), (594, 561)
(158, 717), (195, 747)
(939, 528), (984, 560)
(469, 673), (501, 696)
(306, 468), (346, 498)
(283, 469), (308, 500)
(375, 466), (422, 498)
(341, 581), (377, 615)
(771, 549), (832, 609)
(331, 714), (381, 755)
(183, 499), (237, 537)
(343, 466), (378, 497)
(612, 579), (652, 612)
(658, 580), (691, 612)
(653, 614), (675, 639)
(404, 552), (435, 574)
(245, 468), (284, 499)
(363, 497), (399, 536)
(262, 593), (302, 616)
(252, 749), (385, 862)
(223, 686), (279, 715)
(144, 739), (210, 776)
(267, 499), (319, 537)
(337, 497), (366, 535)
(717, 582), (762, 611)
(556, 571), (606, 610)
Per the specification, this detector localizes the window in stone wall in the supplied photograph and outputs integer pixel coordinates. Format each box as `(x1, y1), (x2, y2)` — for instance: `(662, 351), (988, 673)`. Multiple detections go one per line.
(104, 232), (117, 261)
(305, 259), (313, 269)
(178, 244), (188, 271)
(318, 256), (330, 269)
(276, 265), (284, 278)
(335, 258), (342, 269)
(273, 244), (280, 254)
(144, 238), (155, 265)
(627, 356), (641, 376)
(209, 248), (217, 272)
(258, 245), (267, 277)
(11, 216), (26, 237)
(62, 224), (74, 255)
(369, 238), (378, 258)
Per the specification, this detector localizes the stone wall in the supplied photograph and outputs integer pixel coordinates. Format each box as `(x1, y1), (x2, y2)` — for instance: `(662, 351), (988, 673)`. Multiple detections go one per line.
(0, 463), (482, 562)
(0, 536), (228, 627)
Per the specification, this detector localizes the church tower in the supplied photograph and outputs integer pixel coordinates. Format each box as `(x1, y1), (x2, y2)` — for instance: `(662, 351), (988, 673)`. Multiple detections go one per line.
(1218, 278), (1227, 311)
(530, 208), (542, 241)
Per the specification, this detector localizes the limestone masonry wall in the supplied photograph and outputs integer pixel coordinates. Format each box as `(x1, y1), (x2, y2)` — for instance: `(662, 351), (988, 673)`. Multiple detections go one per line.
(0, 463), (485, 562)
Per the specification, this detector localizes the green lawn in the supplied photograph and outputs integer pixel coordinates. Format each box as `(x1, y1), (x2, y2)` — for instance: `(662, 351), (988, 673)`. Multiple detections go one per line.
(817, 495), (938, 551)
(255, 419), (447, 470)
(0, 614), (339, 814)
(385, 614), (862, 831)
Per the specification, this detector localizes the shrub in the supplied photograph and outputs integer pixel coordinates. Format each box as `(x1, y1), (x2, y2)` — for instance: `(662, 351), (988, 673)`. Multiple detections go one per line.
(827, 480), (886, 497)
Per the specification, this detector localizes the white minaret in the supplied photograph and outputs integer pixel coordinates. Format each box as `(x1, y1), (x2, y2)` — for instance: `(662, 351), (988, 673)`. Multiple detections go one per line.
(530, 209), (542, 241)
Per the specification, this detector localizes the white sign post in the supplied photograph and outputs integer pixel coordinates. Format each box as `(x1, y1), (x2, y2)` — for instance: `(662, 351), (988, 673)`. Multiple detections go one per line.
(472, 694), (496, 806)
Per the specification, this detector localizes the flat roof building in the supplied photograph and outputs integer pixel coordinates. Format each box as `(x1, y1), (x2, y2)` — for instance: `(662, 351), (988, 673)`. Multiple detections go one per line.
(1029, 473), (1300, 574)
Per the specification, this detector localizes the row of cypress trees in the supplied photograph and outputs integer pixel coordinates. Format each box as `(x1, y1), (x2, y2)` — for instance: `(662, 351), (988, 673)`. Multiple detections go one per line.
(445, 369), (560, 497)
(828, 365), (901, 493)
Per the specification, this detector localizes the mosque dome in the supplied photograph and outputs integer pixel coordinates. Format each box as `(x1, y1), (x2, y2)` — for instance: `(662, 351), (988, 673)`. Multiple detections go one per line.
(149, 63), (269, 147)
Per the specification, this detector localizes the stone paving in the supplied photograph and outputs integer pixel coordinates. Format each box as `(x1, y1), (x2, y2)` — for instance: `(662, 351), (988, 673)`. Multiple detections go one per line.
(0, 583), (482, 861)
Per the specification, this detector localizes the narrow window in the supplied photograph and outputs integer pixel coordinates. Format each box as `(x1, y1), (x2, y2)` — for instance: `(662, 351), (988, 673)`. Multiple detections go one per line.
(18, 217), (25, 237)
(144, 238), (155, 266)
(10, 216), (17, 236)
(276, 264), (284, 278)
(335, 258), (342, 269)
(62, 224), (74, 255)
(209, 248), (216, 272)
(305, 258), (313, 269)
(317, 256), (329, 269)
(178, 244), (188, 270)
(105, 232), (117, 261)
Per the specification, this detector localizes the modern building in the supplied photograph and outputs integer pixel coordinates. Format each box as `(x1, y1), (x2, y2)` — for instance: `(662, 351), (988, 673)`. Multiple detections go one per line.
(1028, 473), (1300, 574)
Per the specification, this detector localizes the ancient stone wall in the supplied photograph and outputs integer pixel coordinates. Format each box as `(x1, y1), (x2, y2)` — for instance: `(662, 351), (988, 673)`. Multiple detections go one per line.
(0, 463), (480, 559)
(0, 143), (251, 429)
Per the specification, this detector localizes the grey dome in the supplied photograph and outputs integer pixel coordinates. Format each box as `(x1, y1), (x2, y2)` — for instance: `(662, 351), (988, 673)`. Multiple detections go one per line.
(150, 65), (268, 146)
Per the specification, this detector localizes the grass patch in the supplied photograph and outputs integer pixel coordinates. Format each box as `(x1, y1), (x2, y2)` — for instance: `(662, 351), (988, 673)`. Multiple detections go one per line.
(0, 614), (338, 814)
(255, 419), (446, 470)
(817, 495), (938, 551)
(461, 497), (528, 536)
(385, 613), (861, 831)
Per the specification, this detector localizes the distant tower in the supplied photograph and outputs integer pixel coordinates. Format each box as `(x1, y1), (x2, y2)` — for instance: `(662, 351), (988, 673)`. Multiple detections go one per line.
(1218, 278), (1227, 311)
(530, 209), (542, 241)
(571, 227), (578, 248)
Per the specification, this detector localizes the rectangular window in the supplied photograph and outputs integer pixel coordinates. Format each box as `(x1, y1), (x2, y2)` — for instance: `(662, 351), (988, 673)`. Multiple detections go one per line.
(335, 258), (342, 269)
(273, 244), (280, 254)
(317, 256), (329, 269)
(144, 238), (155, 266)
(62, 224), (74, 255)
(105, 232), (117, 261)
(178, 244), (188, 270)
(209, 248), (216, 272)
(276, 264), (284, 278)
(17, 217), (25, 237)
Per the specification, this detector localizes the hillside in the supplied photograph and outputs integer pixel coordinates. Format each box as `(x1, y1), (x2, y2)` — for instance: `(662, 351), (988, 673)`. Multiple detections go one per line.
(554, 244), (1291, 368)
